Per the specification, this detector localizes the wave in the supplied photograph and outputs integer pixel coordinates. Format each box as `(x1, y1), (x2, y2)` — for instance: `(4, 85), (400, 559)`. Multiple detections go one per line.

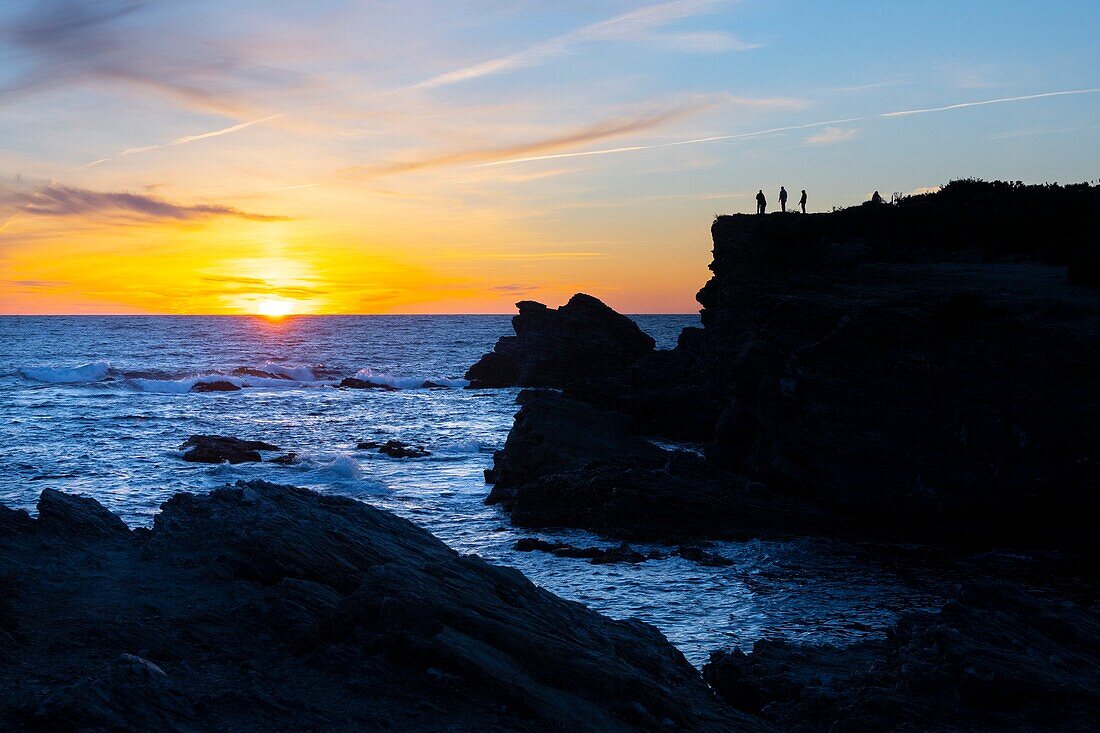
(20, 361), (113, 383)
(17, 360), (469, 392)
(351, 368), (469, 390)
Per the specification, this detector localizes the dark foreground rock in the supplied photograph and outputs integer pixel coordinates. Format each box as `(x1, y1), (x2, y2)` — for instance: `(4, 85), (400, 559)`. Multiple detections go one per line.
(466, 293), (655, 388)
(487, 391), (837, 542)
(179, 434), (280, 464)
(703, 582), (1100, 732)
(0, 482), (752, 732)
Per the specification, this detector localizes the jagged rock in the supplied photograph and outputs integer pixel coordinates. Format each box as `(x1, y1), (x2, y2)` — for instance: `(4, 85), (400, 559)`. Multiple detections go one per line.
(270, 452), (298, 465)
(179, 435), (280, 464)
(231, 367), (291, 379)
(703, 582), (1100, 731)
(190, 380), (241, 393)
(339, 377), (397, 390)
(0, 483), (752, 732)
(465, 293), (655, 388)
(37, 488), (130, 538)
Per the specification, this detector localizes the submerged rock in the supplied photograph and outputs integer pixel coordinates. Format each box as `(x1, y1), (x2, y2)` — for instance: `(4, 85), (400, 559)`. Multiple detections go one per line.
(357, 440), (431, 458)
(269, 452), (298, 465)
(179, 434), (280, 464)
(0, 483), (751, 732)
(703, 582), (1100, 731)
(190, 380), (241, 393)
(513, 538), (648, 564)
(465, 293), (655, 388)
(339, 377), (398, 390)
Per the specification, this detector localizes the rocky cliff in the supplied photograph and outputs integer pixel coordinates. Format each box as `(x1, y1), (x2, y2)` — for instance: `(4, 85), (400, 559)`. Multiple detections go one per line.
(482, 181), (1100, 547)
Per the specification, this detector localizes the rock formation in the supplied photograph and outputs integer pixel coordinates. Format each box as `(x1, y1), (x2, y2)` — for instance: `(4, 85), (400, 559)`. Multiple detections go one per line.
(485, 391), (837, 542)
(481, 181), (1100, 548)
(179, 434), (280, 464)
(0, 482), (754, 732)
(703, 582), (1100, 731)
(465, 293), (655, 388)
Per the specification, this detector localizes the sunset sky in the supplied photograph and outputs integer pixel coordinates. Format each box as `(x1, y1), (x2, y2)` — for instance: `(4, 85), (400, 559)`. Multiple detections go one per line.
(2, 0), (1098, 314)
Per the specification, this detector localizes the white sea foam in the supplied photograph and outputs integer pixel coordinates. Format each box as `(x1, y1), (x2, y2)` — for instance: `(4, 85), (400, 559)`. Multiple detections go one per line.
(325, 454), (361, 479)
(20, 361), (112, 383)
(128, 371), (327, 394)
(352, 367), (469, 390)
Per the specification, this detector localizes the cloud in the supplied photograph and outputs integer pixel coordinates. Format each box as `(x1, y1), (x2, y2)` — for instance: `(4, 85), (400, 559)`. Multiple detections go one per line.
(0, 0), (300, 115)
(488, 284), (539, 293)
(805, 126), (860, 145)
(907, 186), (941, 196)
(353, 98), (722, 176)
(0, 181), (286, 223)
(408, 0), (752, 91)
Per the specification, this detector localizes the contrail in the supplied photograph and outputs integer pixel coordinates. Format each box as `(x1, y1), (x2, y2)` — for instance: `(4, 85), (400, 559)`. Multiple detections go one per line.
(474, 117), (865, 167)
(74, 114), (283, 170)
(476, 88), (1100, 168)
(879, 88), (1100, 118)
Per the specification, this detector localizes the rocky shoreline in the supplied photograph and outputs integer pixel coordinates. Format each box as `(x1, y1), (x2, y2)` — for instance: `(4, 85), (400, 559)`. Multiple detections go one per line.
(1, 482), (750, 732)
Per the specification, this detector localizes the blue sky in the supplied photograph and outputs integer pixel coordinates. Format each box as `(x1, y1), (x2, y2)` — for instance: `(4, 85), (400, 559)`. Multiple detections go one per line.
(1, 1), (1098, 313)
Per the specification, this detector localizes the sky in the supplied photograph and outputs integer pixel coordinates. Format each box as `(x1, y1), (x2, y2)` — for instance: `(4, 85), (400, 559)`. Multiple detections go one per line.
(1, 0), (1098, 315)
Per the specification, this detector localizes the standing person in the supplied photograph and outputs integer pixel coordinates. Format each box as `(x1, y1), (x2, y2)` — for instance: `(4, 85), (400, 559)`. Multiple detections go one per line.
(756, 189), (766, 214)
(799, 189), (807, 213)
(779, 186), (788, 212)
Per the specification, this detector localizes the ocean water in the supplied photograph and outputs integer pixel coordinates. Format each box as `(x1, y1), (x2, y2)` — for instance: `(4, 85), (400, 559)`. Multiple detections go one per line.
(0, 315), (953, 664)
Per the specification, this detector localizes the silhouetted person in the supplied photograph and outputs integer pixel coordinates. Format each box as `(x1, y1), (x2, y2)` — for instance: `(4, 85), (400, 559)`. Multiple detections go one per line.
(799, 189), (807, 213)
(871, 190), (884, 205)
(779, 186), (788, 212)
(756, 189), (766, 214)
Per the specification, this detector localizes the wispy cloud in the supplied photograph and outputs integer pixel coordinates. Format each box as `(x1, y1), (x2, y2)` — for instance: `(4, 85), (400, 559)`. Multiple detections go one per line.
(0, 1), (301, 115)
(408, 0), (752, 91)
(805, 126), (860, 145)
(0, 181), (286, 223)
(351, 97), (725, 176)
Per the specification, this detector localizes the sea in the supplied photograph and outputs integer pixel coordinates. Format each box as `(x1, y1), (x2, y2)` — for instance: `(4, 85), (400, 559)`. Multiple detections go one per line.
(0, 315), (954, 665)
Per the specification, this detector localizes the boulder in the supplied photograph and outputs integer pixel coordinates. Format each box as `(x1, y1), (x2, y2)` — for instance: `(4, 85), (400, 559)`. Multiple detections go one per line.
(269, 452), (298, 465)
(466, 293), (655, 388)
(179, 435), (280, 464)
(0, 483), (754, 732)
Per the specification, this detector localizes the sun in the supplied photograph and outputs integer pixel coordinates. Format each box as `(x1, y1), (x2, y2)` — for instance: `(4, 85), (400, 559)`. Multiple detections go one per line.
(255, 298), (295, 318)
